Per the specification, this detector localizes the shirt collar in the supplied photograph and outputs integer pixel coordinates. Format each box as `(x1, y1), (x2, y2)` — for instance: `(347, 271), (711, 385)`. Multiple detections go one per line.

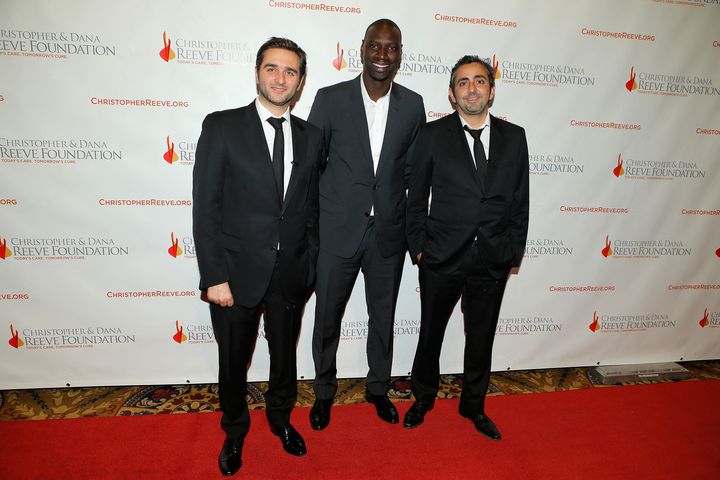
(360, 78), (392, 104)
(255, 97), (291, 123)
(459, 113), (491, 132)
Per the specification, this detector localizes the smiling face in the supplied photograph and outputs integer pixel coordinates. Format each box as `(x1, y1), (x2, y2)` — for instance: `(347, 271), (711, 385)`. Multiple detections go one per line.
(360, 21), (402, 84)
(255, 47), (304, 116)
(448, 62), (496, 124)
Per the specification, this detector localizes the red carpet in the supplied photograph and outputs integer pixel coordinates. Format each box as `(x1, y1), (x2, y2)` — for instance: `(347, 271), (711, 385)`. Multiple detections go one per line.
(2, 380), (718, 479)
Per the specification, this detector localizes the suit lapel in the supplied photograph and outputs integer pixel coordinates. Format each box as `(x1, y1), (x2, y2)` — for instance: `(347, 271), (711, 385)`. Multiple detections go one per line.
(230, 102), (282, 207)
(486, 114), (505, 192)
(374, 85), (401, 180)
(449, 112), (484, 193)
(283, 116), (306, 214)
(350, 76), (376, 178)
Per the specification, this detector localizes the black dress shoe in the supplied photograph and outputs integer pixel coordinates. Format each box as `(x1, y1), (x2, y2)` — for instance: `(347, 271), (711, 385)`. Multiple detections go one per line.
(459, 410), (502, 440)
(309, 398), (332, 430)
(218, 438), (243, 476)
(403, 400), (434, 429)
(270, 423), (307, 456)
(364, 393), (399, 424)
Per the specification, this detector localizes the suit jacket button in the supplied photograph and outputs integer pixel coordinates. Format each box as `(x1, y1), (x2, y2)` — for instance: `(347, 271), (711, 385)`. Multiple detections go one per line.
(373, 185), (377, 190)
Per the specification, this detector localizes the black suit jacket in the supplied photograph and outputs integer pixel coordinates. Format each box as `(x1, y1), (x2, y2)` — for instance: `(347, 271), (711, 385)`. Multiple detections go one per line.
(308, 75), (425, 258)
(406, 112), (529, 278)
(192, 102), (321, 307)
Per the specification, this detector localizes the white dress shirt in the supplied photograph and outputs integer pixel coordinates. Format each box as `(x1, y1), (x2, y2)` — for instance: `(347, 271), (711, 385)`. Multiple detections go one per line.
(256, 97), (293, 200)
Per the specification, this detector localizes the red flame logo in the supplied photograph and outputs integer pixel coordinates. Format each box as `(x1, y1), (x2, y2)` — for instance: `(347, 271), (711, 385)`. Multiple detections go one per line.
(167, 232), (183, 258)
(589, 311), (600, 332)
(159, 32), (176, 62)
(699, 308), (709, 328)
(173, 320), (187, 343)
(0, 237), (12, 259)
(163, 136), (179, 164)
(613, 154), (625, 177)
(625, 66), (637, 92)
(8, 324), (23, 348)
(601, 235), (613, 258)
(715, 247), (720, 258)
(332, 42), (347, 71)
(492, 54), (500, 79)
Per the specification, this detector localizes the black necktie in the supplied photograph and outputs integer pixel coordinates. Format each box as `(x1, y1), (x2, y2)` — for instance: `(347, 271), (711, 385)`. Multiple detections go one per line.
(463, 125), (488, 182)
(267, 117), (285, 204)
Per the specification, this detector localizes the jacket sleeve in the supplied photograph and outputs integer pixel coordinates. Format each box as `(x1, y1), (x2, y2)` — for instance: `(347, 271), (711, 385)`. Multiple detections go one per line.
(510, 128), (530, 267)
(307, 89), (331, 172)
(405, 125), (433, 263)
(192, 113), (229, 289)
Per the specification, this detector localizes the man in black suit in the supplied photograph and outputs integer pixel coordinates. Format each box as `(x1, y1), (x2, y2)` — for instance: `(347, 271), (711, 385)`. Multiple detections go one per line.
(403, 55), (529, 440)
(307, 19), (426, 429)
(193, 37), (321, 476)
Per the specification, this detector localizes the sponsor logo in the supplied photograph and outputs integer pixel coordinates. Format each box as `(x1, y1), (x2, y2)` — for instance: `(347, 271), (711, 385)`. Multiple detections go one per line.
(717, 247), (720, 257)
(90, 97), (189, 108)
(173, 320), (187, 343)
(601, 236), (693, 259)
(1, 236), (13, 259)
(0, 199), (18, 205)
(699, 308), (720, 328)
(651, 0), (720, 8)
(581, 27), (655, 42)
(681, 209), (720, 216)
(427, 111), (452, 119)
(613, 153), (706, 180)
(1, 293), (30, 300)
(714, 40), (720, 47)
(433, 13), (517, 28)
(699, 308), (710, 328)
(98, 198), (192, 207)
(588, 310), (676, 333)
(0, 93), (5, 102)
(559, 206), (629, 214)
(166, 233), (195, 259)
(333, 43), (451, 76)
(341, 318), (419, 340)
(589, 311), (600, 332)
(613, 154), (625, 177)
(163, 136), (194, 165)
(157, 31), (253, 66)
(524, 238), (573, 258)
(496, 54), (596, 87)
(159, 32), (176, 62)
(8, 325), (136, 349)
(332, 42), (347, 70)
(268, 2), (361, 14)
(8, 324), (24, 348)
(172, 320), (216, 344)
(625, 66), (638, 91)
(5, 236), (129, 261)
(601, 235), (613, 257)
(168, 232), (183, 258)
(496, 316), (562, 335)
(668, 283), (720, 291)
(570, 119), (641, 130)
(549, 285), (615, 293)
(1, 137), (122, 165)
(696, 127), (720, 135)
(529, 153), (584, 175)
(624, 65), (720, 96)
(106, 290), (195, 299)
(0, 29), (116, 59)
(164, 136), (178, 163)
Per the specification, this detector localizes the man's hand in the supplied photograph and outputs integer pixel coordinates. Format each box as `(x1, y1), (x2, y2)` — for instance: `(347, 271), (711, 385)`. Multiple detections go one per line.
(207, 282), (234, 307)
(415, 252), (423, 263)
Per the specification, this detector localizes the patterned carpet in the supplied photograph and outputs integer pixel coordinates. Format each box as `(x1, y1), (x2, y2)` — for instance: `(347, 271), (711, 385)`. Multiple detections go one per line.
(1, 360), (718, 421)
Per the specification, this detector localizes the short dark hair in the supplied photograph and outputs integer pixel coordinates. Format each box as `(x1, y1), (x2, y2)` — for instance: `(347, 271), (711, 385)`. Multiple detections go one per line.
(255, 37), (307, 77)
(449, 55), (495, 90)
(363, 18), (402, 41)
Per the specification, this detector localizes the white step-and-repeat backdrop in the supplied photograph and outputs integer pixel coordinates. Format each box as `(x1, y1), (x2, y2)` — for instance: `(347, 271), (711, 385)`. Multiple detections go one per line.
(2, 0), (719, 389)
